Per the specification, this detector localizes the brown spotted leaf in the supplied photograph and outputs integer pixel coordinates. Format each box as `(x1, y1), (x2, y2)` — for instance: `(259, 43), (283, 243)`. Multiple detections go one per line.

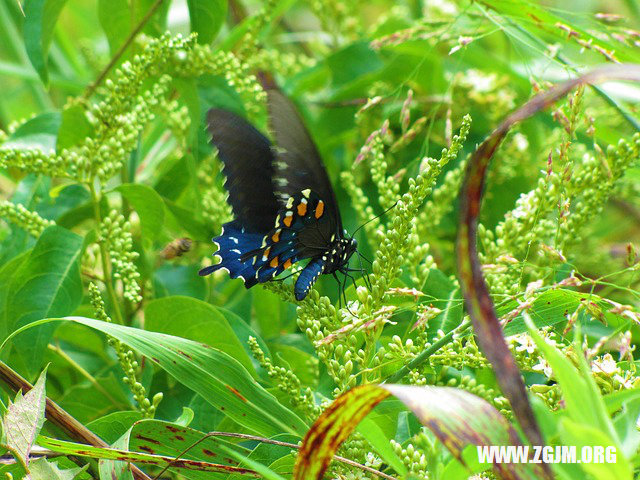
(456, 64), (640, 467)
(63, 316), (307, 437)
(1, 369), (47, 469)
(293, 384), (541, 480)
(38, 436), (259, 478)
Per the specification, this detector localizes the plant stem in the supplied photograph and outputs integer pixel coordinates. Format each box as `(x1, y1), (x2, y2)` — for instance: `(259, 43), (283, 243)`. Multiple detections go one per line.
(383, 320), (473, 384)
(89, 181), (124, 325)
(83, 0), (165, 100)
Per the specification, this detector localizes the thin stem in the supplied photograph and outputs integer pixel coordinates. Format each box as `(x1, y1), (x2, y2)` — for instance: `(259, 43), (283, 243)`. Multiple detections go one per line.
(83, 0), (165, 100)
(383, 320), (473, 384)
(90, 181), (124, 325)
(154, 431), (399, 480)
(47, 343), (126, 409)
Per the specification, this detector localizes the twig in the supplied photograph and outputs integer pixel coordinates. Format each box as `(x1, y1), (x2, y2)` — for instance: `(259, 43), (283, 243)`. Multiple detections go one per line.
(83, 0), (165, 100)
(153, 431), (398, 480)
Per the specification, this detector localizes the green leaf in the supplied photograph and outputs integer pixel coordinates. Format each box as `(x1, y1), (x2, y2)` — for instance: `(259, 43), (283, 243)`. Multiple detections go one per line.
(1, 369), (47, 469)
(145, 296), (256, 375)
(86, 411), (144, 444)
(2, 226), (82, 374)
(153, 265), (207, 300)
(23, 0), (69, 85)
(524, 316), (618, 439)
(115, 183), (165, 240)
(2, 112), (61, 152)
(187, 0), (227, 44)
(30, 457), (84, 480)
(37, 433), (249, 479)
(58, 316), (308, 437)
(326, 42), (384, 88)
(503, 288), (629, 336)
(97, 0), (130, 55)
(163, 197), (212, 241)
(56, 104), (94, 152)
(559, 418), (632, 480)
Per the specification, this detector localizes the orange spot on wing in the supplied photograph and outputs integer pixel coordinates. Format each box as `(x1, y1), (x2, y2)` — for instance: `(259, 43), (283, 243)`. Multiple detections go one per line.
(283, 258), (292, 269)
(315, 200), (325, 219)
(272, 230), (280, 242)
(297, 202), (307, 216)
(263, 247), (271, 259)
(283, 214), (293, 227)
(270, 256), (279, 268)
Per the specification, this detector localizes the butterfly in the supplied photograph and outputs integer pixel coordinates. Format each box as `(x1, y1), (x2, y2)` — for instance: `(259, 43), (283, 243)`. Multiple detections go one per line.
(199, 90), (359, 301)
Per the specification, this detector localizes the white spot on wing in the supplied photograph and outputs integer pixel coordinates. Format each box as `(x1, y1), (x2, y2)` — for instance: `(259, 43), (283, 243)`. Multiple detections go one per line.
(229, 237), (239, 244)
(231, 249), (241, 254)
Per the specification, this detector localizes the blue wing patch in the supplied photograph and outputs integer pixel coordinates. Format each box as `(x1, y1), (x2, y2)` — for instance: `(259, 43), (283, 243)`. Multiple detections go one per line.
(294, 258), (326, 301)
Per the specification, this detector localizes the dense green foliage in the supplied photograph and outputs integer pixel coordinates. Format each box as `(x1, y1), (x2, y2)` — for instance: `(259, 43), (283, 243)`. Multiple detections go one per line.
(1, 0), (640, 479)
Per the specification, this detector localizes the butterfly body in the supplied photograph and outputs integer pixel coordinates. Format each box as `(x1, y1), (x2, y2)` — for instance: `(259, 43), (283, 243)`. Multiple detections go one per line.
(199, 90), (357, 301)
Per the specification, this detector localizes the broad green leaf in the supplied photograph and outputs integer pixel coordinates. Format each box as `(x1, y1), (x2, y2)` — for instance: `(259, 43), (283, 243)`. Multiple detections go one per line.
(115, 183), (165, 240)
(30, 457), (84, 480)
(1, 112), (61, 152)
(56, 104), (94, 151)
(37, 435), (254, 479)
(525, 316), (618, 440)
(422, 268), (463, 338)
(187, 0), (227, 44)
(293, 384), (539, 480)
(145, 296), (255, 374)
(559, 418), (632, 480)
(163, 198), (212, 241)
(1, 369), (47, 469)
(2, 226), (82, 374)
(58, 316), (308, 437)
(97, 0), (130, 55)
(356, 416), (407, 475)
(23, 0), (69, 85)
(326, 42), (384, 87)
(503, 288), (629, 336)
(86, 411), (143, 444)
(153, 265), (207, 300)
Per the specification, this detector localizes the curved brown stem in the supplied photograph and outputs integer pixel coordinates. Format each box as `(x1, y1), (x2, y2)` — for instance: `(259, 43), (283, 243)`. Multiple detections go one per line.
(456, 64), (640, 477)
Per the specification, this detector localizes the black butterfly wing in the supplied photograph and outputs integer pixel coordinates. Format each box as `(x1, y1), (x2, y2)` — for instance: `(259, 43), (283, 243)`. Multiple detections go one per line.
(267, 90), (342, 233)
(206, 109), (280, 233)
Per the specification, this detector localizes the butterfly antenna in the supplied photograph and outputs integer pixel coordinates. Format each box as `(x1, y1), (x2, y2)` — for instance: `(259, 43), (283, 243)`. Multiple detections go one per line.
(350, 200), (399, 238)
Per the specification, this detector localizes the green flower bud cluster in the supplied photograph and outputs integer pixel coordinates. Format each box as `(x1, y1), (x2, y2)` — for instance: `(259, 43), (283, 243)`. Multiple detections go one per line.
(310, 0), (360, 43)
(246, 49), (316, 78)
(561, 133), (640, 249)
(88, 283), (161, 417)
(1, 35), (194, 182)
(340, 169), (379, 241)
(0, 147), (73, 179)
(390, 439), (429, 479)
(0, 201), (55, 236)
(369, 115), (471, 307)
(84, 75), (173, 181)
(445, 375), (509, 415)
(175, 44), (265, 116)
(417, 153), (469, 236)
(158, 97), (191, 144)
(530, 384), (562, 410)
(249, 337), (321, 420)
(99, 210), (142, 304)
(199, 153), (232, 232)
